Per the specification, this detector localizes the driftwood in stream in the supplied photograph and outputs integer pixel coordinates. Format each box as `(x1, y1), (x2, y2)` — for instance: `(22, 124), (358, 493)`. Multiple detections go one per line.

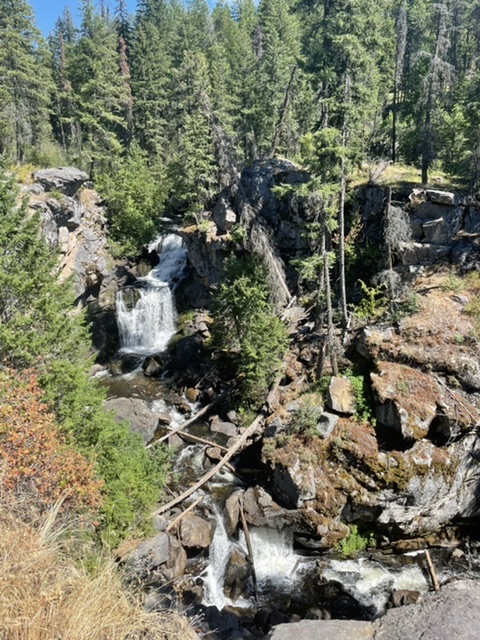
(168, 429), (229, 453)
(424, 548), (440, 591)
(149, 399), (215, 446)
(240, 496), (258, 600)
(155, 411), (265, 515)
(165, 495), (204, 533)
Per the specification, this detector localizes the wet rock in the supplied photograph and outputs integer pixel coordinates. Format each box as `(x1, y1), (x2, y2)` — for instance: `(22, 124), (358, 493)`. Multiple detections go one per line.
(203, 606), (243, 640)
(206, 446), (223, 461)
(143, 355), (164, 377)
(390, 590), (421, 608)
(157, 413), (171, 426)
(180, 514), (214, 549)
(327, 377), (356, 415)
(171, 335), (207, 374)
(186, 387), (200, 403)
(224, 491), (241, 536)
(224, 546), (251, 599)
(104, 397), (158, 444)
(210, 417), (238, 438)
(33, 166), (89, 196)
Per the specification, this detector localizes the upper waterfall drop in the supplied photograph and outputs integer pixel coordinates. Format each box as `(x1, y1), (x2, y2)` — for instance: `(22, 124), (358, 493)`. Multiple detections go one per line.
(116, 233), (187, 354)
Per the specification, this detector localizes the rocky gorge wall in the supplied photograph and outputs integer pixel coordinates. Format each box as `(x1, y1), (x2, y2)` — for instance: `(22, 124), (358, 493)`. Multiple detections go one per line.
(173, 162), (480, 553)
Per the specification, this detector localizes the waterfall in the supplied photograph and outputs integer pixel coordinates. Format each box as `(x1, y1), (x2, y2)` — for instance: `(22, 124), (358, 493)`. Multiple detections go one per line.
(203, 505), (234, 610)
(321, 557), (429, 616)
(244, 527), (300, 590)
(116, 234), (187, 354)
(203, 514), (304, 609)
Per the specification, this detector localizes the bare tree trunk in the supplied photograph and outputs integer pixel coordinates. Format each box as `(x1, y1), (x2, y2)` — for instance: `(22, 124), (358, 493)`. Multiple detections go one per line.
(393, 2), (407, 164)
(338, 152), (348, 327)
(324, 247), (338, 376)
(270, 65), (298, 157)
(338, 72), (350, 329)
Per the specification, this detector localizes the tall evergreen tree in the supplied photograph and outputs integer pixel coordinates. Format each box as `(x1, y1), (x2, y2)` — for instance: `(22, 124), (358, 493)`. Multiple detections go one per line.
(49, 8), (78, 154)
(0, 0), (53, 162)
(257, 0), (301, 156)
(69, 0), (129, 175)
(167, 51), (217, 213)
(130, 0), (176, 157)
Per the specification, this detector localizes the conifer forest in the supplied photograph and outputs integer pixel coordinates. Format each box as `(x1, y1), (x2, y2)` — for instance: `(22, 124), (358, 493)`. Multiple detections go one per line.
(3, 0), (480, 638)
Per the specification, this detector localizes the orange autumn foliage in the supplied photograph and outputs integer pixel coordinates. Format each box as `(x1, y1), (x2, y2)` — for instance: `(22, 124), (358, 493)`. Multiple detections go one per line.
(0, 369), (103, 514)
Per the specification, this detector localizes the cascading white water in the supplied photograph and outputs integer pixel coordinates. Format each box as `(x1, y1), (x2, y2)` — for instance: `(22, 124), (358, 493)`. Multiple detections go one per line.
(321, 557), (429, 616)
(242, 527), (300, 591)
(116, 234), (187, 354)
(203, 515), (305, 610)
(203, 505), (235, 610)
(202, 515), (432, 615)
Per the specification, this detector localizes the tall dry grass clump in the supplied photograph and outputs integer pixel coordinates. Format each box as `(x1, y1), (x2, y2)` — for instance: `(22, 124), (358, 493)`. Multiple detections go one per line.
(0, 502), (196, 640)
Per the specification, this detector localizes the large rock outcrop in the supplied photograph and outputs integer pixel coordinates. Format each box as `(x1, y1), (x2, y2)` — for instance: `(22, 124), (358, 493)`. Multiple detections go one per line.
(179, 159), (309, 308)
(25, 169), (124, 361)
(268, 580), (480, 640)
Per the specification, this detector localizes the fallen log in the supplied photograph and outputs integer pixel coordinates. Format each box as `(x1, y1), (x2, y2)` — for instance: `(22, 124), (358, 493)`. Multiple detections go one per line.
(425, 548), (440, 591)
(158, 428), (230, 453)
(148, 399), (215, 447)
(155, 411), (265, 515)
(240, 495), (258, 600)
(166, 495), (204, 533)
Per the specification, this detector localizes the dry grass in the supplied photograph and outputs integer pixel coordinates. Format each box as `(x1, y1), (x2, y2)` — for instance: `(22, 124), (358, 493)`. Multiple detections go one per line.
(349, 161), (463, 190)
(0, 502), (197, 640)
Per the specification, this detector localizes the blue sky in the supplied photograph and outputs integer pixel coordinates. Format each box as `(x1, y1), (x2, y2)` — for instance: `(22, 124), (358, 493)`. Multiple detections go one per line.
(31, 0), (219, 35)
(31, 0), (138, 34)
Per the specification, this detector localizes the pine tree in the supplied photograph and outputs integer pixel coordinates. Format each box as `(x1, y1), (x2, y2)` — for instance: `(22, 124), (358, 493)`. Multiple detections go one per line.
(257, 0), (301, 156)
(49, 8), (79, 154)
(69, 0), (129, 175)
(0, 0), (53, 162)
(167, 51), (217, 213)
(130, 0), (175, 157)
(420, 0), (454, 183)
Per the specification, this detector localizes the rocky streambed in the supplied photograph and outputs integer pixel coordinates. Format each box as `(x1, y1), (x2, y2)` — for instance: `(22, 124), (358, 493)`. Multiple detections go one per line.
(29, 164), (480, 638)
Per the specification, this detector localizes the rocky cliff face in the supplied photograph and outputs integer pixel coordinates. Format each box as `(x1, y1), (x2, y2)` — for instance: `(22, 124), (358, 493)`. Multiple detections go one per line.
(25, 167), (124, 361)
(177, 162), (480, 550)
(179, 159), (309, 309)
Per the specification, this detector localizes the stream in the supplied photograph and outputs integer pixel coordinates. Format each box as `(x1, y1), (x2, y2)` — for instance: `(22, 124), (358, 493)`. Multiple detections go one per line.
(103, 232), (480, 638)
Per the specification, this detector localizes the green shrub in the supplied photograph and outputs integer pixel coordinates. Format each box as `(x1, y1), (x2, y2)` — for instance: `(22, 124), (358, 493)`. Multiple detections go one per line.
(291, 392), (323, 437)
(354, 280), (388, 319)
(212, 256), (289, 406)
(230, 224), (247, 244)
(97, 143), (168, 257)
(337, 524), (375, 557)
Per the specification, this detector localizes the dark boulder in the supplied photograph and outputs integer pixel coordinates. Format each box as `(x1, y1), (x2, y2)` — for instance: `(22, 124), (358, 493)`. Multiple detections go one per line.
(32, 167), (89, 197)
